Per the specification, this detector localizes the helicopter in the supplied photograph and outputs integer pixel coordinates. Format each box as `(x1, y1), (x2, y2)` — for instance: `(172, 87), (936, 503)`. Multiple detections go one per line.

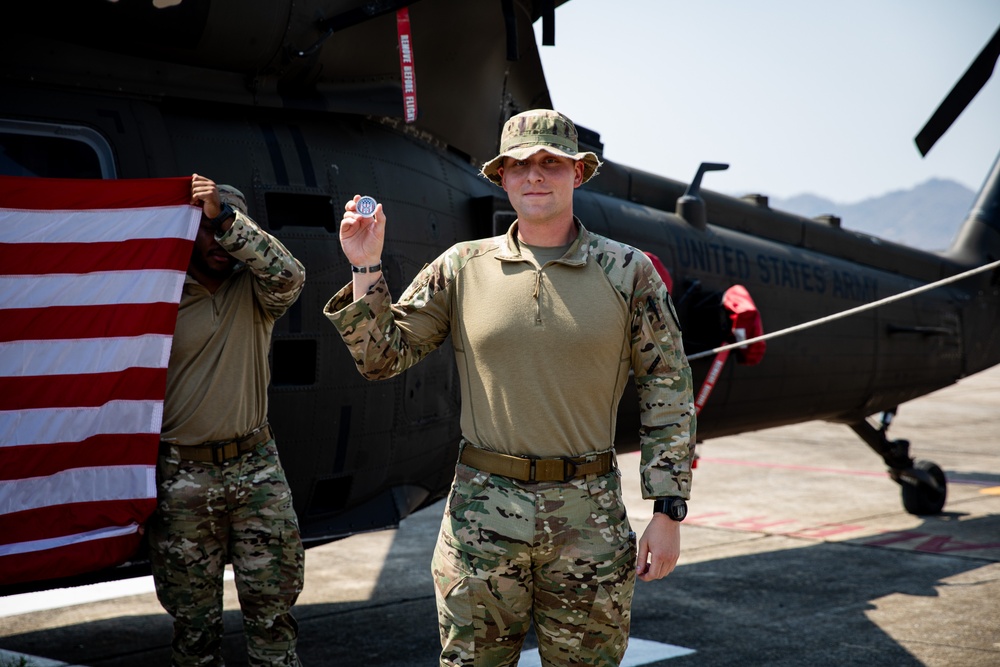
(1, 0), (998, 596)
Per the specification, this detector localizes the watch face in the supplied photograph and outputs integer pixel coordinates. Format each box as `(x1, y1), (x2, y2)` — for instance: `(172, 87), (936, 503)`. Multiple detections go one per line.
(655, 498), (687, 521)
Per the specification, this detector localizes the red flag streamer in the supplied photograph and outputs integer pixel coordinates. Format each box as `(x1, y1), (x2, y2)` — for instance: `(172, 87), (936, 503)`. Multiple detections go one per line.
(695, 348), (730, 414)
(397, 8), (417, 123)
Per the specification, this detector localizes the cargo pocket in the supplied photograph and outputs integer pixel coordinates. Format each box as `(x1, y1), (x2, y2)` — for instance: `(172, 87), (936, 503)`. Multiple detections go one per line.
(432, 527), (530, 665)
(587, 533), (637, 653)
(445, 462), (491, 519)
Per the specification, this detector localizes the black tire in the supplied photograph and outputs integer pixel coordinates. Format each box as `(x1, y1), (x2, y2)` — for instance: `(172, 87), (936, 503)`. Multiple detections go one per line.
(901, 459), (947, 515)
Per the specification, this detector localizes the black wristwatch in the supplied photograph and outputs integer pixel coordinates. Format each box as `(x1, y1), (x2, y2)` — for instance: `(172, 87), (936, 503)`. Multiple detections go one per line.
(653, 497), (688, 522)
(208, 203), (235, 232)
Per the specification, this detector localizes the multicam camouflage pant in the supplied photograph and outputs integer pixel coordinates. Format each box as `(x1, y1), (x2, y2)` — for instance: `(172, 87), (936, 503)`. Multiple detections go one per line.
(432, 462), (637, 667)
(148, 439), (305, 667)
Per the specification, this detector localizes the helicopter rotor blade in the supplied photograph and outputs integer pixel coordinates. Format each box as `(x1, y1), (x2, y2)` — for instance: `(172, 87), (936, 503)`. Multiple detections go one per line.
(915, 25), (1000, 156)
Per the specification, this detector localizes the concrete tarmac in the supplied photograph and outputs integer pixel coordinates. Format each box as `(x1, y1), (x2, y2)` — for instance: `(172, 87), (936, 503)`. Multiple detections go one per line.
(2, 366), (999, 666)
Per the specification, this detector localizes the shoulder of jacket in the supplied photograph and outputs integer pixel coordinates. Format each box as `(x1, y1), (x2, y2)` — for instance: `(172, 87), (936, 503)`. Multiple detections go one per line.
(401, 235), (502, 303)
(434, 235), (503, 274)
(585, 232), (650, 292)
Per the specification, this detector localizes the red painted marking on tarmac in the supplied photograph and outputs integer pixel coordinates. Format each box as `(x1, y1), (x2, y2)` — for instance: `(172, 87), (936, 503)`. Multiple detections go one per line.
(697, 457), (888, 477)
(687, 511), (866, 538)
(687, 512), (1000, 556)
(789, 523), (866, 539)
(716, 516), (800, 531)
(697, 458), (997, 487)
(861, 531), (1000, 554)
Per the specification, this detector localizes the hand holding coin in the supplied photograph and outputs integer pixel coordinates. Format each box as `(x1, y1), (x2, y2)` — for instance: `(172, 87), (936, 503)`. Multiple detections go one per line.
(340, 195), (385, 281)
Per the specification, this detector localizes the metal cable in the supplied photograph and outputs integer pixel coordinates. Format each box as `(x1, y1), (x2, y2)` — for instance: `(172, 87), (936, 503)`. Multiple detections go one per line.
(687, 258), (1000, 361)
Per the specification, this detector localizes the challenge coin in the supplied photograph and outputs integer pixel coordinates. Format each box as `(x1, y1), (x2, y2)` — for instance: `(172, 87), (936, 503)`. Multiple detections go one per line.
(356, 195), (378, 218)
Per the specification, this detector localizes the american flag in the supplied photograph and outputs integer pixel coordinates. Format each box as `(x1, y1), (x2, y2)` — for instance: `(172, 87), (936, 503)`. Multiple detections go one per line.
(0, 175), (199, 587)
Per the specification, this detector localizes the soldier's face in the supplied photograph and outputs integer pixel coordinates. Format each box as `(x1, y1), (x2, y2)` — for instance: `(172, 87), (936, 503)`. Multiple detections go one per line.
(189, 216), (235, 279)
(499, 151), (583, 225)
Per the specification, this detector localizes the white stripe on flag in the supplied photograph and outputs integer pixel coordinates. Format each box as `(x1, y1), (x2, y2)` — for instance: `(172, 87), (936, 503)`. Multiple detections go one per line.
(0, 523), (141, 558)
(0, 334), (174, 377)
(0, 400), (165, 447)
(0, 269), (186, 310)
(0, 206), (198, 244)
(0, 464), (156, 515)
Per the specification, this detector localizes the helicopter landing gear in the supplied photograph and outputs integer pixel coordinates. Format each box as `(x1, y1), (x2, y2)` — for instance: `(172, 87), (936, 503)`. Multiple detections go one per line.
(898, 459), (948, 515)
(848, 409), (947, 515)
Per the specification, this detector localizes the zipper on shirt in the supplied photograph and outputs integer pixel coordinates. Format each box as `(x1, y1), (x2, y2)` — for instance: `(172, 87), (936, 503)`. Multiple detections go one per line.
(211, 290), (222, 324)
(533, 269), (543, 324)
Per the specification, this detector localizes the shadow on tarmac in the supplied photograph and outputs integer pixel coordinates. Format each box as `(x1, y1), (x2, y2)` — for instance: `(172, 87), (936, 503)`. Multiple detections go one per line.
(3, 512), (997, 667)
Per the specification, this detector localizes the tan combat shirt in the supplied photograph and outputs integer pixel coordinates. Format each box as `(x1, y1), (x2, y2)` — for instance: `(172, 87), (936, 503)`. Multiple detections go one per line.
(161, 211), (305, 446)
(324, 220), (695, 499)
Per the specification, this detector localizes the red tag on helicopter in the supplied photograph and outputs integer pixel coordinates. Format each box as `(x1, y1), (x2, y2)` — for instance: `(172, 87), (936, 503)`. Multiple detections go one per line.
(397, 8), (417, 123)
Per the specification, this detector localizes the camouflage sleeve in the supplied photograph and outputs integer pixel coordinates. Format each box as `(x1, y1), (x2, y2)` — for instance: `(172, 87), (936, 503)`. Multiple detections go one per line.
(323, 258), (453, 381)
(630, 257), (696, 500)
(217, 210), (305, 319)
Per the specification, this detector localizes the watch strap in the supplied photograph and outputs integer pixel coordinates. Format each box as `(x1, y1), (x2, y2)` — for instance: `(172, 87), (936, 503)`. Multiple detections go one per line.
(653, 497), (687, 521)
(351, 262), (383, 274)
(209, 203), (235, 232)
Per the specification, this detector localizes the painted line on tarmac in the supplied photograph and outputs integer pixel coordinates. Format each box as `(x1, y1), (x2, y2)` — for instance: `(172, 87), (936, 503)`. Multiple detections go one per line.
(687, 511), (1000, 559)
(519, 637), (695, 666)
(699, 457), (889, 478)
(0, 570), (235, 618)
(699, 457), (997, 486)
(0, 638), (696, 667)
(0, 648), (81, 666)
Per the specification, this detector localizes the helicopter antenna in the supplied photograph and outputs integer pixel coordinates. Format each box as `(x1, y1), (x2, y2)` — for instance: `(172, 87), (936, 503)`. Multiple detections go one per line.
(676, 162), (729, 229)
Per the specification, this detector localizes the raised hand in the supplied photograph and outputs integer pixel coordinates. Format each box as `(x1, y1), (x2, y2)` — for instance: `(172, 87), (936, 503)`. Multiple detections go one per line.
(340, 194), (385, 268)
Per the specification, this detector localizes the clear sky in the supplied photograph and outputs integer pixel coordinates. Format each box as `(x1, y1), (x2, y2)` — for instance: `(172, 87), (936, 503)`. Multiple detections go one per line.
(534, 0), (1000, 203)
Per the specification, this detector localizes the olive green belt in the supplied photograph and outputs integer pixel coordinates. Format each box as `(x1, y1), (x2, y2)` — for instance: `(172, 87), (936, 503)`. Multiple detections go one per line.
(459, 445), (614, 483)
(161, 424), (272, 465)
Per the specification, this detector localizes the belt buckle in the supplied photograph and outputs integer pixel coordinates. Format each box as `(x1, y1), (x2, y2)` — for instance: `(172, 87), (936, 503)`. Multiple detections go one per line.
(559, 457), (578, 482)
(529, 457), (579, 482)
(210, 440), (237, 465)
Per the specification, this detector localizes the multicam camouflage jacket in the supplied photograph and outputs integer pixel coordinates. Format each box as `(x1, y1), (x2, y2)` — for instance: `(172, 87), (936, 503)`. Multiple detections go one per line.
(325, 220), (695, 499)
(219, 210), (305, 318)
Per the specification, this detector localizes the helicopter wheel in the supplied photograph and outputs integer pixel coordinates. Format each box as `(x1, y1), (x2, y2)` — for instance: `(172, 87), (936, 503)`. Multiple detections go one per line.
(901, 459), (947, 515)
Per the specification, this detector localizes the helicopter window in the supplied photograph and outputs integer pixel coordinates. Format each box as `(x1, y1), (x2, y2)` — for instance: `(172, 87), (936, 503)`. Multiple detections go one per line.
(0, 120), (115, 179)
(265, 192), (338, 233)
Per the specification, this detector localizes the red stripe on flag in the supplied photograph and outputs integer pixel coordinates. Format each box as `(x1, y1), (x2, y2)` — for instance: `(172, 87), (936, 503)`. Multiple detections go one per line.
(0, 302), (180, 342)
(0, 368), (169, 411)
(0, 434), (160, 481)
(0, 528), (145, 587)
(0, 499), (155, 547)
(0, 238), (193, 275)
(0, 175), (193, 210)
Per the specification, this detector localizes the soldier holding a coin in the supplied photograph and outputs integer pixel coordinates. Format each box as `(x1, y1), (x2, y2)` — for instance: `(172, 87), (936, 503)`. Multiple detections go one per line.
(325, 110), (695, 666)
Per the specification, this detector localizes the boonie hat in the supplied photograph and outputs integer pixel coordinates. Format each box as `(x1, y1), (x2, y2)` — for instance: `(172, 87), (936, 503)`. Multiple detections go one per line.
(218, 184), (248, 215)
(480, 109), (602, 186)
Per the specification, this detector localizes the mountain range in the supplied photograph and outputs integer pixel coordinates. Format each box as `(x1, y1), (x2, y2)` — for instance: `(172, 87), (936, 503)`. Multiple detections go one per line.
(756, 178), (978, 252)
